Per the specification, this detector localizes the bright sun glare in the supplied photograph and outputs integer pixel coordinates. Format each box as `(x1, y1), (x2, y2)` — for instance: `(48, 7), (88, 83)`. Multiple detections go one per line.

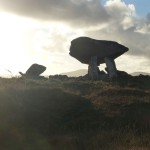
(0, 12), (44, 75)
(0, 13), (27, 74)
(0, 12), (84, 76)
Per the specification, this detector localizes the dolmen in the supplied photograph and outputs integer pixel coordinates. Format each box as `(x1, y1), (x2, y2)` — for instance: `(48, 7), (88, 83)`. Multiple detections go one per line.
(69, 37), (129, 80)
(19, 63), (46, 79)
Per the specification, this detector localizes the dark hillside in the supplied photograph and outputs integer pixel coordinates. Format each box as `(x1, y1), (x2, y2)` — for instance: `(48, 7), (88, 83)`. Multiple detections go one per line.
(0, 76), (150, 150)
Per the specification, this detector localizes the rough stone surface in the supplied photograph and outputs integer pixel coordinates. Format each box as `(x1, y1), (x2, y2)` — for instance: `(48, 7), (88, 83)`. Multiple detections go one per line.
(117, 70), (132, 78)
(105, 68), (132, 78)
(104, 57), (117, 78)
(88, 56), (99, 80)
(49, 74), (91, 81)
(49, 75), (69, 81)
(19, 63), (46, 78)
(69, 36), (129, 65)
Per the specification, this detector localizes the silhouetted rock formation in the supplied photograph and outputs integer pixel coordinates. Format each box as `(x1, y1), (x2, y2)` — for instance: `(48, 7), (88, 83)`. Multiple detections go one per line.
(69, 37), (129, 80)
(105, 68), (132, 78)
(19, 63), (46, 79)
(117, 70), (132, 78)
(49, 75), (69, 81)
(49, 74), (91, 81)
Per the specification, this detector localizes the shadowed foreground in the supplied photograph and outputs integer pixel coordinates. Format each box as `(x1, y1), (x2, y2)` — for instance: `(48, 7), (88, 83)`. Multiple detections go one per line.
(0, 76), (150, 150)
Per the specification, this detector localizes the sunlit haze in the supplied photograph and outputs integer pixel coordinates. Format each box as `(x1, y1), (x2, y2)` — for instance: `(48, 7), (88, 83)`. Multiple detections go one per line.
(0, 0), (150, 77)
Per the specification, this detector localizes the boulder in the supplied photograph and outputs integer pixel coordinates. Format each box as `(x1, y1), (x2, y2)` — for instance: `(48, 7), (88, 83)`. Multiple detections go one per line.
(69, 37), (128, 65)
(19, 63), (46, 78)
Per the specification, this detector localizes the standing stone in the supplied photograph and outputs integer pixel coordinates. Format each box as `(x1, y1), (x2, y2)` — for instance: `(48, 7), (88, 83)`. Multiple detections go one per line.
(88, 56), (99, 80)
(104, 57), (117, 79)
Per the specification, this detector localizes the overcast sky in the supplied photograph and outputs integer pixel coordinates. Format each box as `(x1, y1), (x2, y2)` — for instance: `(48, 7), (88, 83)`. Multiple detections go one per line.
(0, 0), (149, 76)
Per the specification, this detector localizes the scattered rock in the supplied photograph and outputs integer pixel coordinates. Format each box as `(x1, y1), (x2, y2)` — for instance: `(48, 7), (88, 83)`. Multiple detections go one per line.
(49, 75), (69, 81)
(117, 70), (132, 78)
(19, 63), (46, 79)
(105, 68), (132, 78)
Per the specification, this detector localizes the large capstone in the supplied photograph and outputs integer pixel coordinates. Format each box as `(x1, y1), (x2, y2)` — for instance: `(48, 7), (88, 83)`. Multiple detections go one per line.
(69, 37), (128, 65)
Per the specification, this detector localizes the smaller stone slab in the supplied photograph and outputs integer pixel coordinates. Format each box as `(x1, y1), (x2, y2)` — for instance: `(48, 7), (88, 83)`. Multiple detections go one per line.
(19, 63), (46, 78)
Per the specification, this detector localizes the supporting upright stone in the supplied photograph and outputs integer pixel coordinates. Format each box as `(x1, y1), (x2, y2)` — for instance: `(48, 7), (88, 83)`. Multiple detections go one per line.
(88, 56), (99, 80)
(104, 57), (117, 79)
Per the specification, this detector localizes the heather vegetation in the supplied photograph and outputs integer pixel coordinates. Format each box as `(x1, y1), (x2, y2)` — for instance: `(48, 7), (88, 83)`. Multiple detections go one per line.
(0, 76), (150, 150)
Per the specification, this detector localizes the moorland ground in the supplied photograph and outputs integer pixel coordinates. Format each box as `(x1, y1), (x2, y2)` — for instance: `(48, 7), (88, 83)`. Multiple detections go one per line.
(0, 76), (150, 150)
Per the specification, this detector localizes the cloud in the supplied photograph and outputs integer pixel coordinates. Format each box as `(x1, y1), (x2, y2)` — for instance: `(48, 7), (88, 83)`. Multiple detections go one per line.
(0, 0), (150, 61)
(84, 0), (150, 59)
(115, 55), (150, 73)
(0, 0), (109, 27)
(31, 23), (85, 53)
(134, 12), (150, 34)
(30, 0), (150, 60)
(104, 0), (136, 29)
(147, 12), (150, 22)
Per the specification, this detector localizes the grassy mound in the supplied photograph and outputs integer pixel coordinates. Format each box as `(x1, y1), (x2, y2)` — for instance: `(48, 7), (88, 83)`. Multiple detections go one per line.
(0, 77), (150, 150)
